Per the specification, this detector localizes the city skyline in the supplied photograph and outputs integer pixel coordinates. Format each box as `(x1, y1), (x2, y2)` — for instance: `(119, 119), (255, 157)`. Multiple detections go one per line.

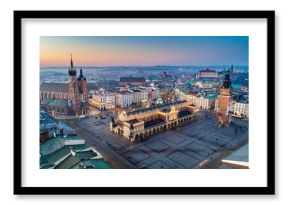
(40, 40), (249, 170)
(40, 36), (249, 67)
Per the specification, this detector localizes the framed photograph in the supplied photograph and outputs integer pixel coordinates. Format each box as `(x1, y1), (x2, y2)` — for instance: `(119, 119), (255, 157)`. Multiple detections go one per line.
(14, 10), (275, 195)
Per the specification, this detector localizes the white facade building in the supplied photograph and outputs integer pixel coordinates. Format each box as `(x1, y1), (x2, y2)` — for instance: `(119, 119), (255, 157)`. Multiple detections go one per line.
(232, 101), (249, 118)
(131, 89), (148, 104)
(174, 88), (216, 110)
(151, 88), (160, 100)
(186, 94), (196, 103)
(116, 91), (134, 108)
(194, 96), (216, 110)
(90, 89), (116, 110)
(94, 93), (116, 110)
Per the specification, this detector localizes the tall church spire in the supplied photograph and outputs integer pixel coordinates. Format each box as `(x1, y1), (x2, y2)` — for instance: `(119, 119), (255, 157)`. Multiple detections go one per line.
(68, 54), (76, 76)
(70, 54), (73, 68)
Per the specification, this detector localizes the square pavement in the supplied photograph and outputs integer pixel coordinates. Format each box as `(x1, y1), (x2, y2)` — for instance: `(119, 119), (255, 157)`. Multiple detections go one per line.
(74, 116), (248, 169)
(167, 151), (199, 168)
(145, 141), (170, 153)
(121, 149), (150, 164)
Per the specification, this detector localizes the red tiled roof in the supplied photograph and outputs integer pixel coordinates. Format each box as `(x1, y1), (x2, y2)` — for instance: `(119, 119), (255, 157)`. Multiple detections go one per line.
(199, 68), (216, 73)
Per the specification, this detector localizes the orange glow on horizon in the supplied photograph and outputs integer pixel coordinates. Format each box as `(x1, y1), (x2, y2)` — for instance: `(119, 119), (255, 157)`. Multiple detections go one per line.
(40, 36), (249, 67)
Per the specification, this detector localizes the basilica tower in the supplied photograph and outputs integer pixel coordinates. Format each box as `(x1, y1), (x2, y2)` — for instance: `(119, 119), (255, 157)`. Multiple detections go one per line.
(67, 55), (80, 114)
(77, 69), (88, 102)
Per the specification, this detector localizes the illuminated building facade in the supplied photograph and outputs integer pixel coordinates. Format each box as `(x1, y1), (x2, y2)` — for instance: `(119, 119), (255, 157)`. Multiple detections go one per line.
(110, 100), (200, 142)
(232, 101), (249, 118)
(116, 91), (134, 108)
(88, 89), (116, 110)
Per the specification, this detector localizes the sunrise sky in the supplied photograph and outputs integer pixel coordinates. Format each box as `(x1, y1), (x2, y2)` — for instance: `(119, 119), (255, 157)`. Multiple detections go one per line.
(40, 36), (248, 67)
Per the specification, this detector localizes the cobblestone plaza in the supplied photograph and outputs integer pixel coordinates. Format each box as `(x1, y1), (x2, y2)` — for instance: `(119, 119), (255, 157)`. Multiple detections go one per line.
(67, 112), (248, 169)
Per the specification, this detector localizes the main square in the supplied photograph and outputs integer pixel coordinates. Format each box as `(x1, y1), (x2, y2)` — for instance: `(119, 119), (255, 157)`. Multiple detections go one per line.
(39, 36), (249, 169)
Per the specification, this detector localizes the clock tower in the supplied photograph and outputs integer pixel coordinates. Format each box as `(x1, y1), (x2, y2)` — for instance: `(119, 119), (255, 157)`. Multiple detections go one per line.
(216, 70), (232, 126)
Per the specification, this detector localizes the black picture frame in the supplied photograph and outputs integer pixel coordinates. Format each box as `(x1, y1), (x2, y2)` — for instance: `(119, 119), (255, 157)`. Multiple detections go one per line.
(14, 10), (275, 195)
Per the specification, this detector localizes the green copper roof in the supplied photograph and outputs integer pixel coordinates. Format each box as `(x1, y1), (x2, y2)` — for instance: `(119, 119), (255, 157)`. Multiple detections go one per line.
(40, 134), (85, 156)
(55, 155), (81, 169)
(55, 149), (102, 169)
(72, 159), (112, 169)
